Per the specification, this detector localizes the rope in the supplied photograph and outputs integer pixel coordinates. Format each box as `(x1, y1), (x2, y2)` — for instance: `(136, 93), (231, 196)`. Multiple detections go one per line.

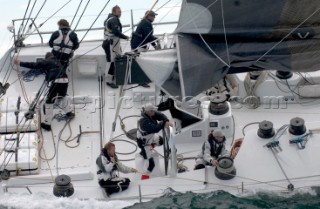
(22, 68), (45, 82)
(13, 49), (31, 104)
(35, 111), (55, 181)
(38, 111), (57, 161)
(242, 122), (260, 136)
(57, 118), (100, 148)
(118, 115), (140, 141)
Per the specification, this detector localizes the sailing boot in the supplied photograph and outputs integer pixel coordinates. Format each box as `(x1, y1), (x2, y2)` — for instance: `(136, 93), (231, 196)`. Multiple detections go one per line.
(66, 112), (75, 120)
(59, 96), (75, 120)
(41, 103), (53, 131)
(106, 74), (118, 89)
(140, 83), (150, 88)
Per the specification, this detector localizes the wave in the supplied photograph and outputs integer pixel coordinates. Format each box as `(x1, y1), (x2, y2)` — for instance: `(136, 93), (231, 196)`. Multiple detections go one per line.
(126, 187), (320, 209)
(0, 192), (132, 209)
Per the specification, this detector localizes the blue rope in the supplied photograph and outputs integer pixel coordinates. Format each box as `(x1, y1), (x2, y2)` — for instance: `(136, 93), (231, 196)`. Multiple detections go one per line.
(53, 113), (68, 122)
(23, 69), (44, 82)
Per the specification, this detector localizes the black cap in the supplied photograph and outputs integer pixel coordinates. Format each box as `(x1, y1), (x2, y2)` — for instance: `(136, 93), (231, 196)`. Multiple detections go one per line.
(145, 10), (158, 17)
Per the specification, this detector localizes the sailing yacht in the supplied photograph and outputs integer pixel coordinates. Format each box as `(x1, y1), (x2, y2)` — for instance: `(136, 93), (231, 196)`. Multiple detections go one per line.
(1, 0), (320, 204)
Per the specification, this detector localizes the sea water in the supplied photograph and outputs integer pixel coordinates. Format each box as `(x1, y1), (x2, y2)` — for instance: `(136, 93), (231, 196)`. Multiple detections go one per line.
(1, 188), (320, 209)
(0, 192), (132, 209)
(127, 189), (320, 209)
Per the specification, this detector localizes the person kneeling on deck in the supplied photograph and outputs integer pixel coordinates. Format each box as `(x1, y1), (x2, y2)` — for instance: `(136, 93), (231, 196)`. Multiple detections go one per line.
(97, 142), (137, 196)
(137, 103), (173, 179)
(194, 129), (228, 170)
(13, 52), (75, 131)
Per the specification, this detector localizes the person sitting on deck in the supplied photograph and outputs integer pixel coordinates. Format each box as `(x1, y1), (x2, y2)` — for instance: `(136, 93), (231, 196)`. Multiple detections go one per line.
(194, 129), (228, 170)
(96, 142), (137, 196)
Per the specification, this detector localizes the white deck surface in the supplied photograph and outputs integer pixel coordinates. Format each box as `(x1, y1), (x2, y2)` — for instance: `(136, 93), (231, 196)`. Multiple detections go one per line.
(1, 42), (320, 203)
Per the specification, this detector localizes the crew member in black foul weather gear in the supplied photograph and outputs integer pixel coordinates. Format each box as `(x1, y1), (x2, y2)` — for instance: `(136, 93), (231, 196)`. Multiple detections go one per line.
(13, 52), (75, 131)
(96, 142), (137, 196)
(131, 10), (160, 52)
(49, 19), (79, 67)
(103, 5), (129, 89)
(136, 103), (173, 179)
(194, 129), (228, 170)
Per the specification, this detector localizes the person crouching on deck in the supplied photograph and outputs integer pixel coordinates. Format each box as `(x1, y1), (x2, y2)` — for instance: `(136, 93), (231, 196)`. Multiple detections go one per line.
(96, 142), (137, 196)
(194, 129), (228, 170)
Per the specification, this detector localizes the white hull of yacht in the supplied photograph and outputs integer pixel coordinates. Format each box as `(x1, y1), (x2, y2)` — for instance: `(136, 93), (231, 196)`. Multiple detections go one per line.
(1, 41), (320, 204)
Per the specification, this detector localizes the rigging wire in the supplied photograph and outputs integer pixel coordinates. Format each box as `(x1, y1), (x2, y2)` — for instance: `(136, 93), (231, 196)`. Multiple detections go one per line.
(21, 0), (38, 36)
(79, 0), (110, 44)
(132, 0), (179, 51)
(68, 44), (101, 65)
(68, 2), (179, 66)
(6, 49), (31, 104)
(155, 0), (172, 13)
(21, 0), (73, 41)
(182, 0), (230, 68)
(37, 0), (73, 29)
(17, 0), (31, 38)
(3, 54), (16, 84)
(73, 0), (91, 30)
(20, 0), (48, 41)
(10, 1), (73, 103)
(70, 0), (83, 27)
(32, 0), (47, 23)
(1, 1), (314, 194)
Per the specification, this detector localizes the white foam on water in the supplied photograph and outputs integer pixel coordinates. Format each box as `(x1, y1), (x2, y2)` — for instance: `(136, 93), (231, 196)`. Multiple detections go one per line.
(238, 186), (318, 198)
(0, 193), (133, 209)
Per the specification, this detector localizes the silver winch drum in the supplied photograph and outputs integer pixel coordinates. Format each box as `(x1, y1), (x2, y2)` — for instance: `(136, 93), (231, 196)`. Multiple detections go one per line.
(214, 156), (236, 180)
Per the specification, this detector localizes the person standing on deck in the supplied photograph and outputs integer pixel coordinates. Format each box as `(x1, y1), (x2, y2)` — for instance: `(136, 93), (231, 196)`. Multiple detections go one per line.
(13, 52), (75, 131)
(131, 10), (160, 52)
(136, 103), (173, 179)
(49, 19), (79, 68)
(130, 10), (161, 88)
(102, 5), (129, 89)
